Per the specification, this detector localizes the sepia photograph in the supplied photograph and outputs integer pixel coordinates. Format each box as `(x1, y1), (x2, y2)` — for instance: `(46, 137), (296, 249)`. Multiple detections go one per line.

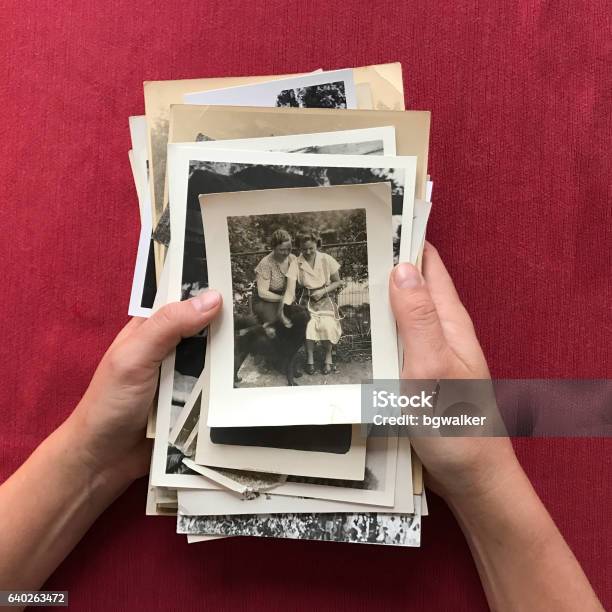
(199, 182), (398, 427)
(143, 61), (404, 229)
(162, 104), (428, 244)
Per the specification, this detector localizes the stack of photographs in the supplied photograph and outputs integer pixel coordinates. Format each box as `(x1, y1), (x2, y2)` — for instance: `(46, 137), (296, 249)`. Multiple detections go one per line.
(128, 62), (433, 547)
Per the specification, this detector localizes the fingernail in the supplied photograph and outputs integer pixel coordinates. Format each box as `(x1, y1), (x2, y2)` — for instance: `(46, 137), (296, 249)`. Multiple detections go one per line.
(393, 263), (423, 289)
(191, 290), (221, 313)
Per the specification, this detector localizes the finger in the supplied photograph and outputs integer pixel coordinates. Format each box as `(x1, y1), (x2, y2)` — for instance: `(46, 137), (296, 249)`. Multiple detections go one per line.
(129, 290), (222, 366)
(421, 243), (476, 340)
(422, 242), (463, 309)
(421, 243), (487, 369)
(389, 262), (450, 377)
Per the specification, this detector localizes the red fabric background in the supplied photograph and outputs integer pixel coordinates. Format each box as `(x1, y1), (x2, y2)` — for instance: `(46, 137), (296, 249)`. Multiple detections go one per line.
(0, 1), (610, 609)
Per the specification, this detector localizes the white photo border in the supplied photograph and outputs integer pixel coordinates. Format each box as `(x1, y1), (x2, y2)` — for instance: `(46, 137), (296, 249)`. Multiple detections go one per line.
(202, 182), (397, 427)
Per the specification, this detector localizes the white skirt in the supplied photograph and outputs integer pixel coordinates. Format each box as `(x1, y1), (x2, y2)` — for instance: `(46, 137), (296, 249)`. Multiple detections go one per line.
(306, 311), (342, 344)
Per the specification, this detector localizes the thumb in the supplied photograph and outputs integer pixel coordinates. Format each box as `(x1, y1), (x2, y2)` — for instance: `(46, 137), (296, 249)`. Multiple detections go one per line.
(389, 263), (449, 378)
(132, 290), (222, 366)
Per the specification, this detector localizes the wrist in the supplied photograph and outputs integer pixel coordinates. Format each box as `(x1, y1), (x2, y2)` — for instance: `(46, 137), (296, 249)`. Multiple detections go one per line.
(443, 451), (527, 514)
(419, 436), (523, 505)
(53, 417), (136, 495)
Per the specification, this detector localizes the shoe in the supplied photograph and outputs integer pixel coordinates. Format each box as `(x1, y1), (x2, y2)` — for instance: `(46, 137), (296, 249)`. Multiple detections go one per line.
(305, 363), (315, 375)
(322, 363), (332, 375)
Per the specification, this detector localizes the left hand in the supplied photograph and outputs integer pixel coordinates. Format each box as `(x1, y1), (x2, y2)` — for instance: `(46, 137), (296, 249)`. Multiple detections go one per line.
(65, 290), (222, 485)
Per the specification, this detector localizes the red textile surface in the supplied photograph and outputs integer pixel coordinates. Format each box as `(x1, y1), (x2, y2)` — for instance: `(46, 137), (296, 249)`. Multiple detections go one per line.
(0, 1), (610, 609)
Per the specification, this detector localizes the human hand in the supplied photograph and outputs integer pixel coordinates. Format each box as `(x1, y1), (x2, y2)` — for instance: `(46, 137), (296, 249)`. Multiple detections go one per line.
(64, 290), (222, 487)
(389, 243), (520, 502)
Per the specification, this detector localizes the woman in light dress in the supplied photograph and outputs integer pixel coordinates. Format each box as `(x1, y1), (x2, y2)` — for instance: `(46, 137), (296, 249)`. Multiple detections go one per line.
(284, 229), (344, 375)
(252, 229), (297, 324)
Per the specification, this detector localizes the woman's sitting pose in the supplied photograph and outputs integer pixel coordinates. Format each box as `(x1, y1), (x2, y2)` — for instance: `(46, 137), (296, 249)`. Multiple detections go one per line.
(252, 228), (296, 324)
(284, 229), (344, 375)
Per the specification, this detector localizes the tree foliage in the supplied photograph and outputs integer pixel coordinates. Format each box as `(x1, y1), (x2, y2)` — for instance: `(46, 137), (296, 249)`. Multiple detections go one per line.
(228, 209), (368, 313)
(275, 81), (347, 109)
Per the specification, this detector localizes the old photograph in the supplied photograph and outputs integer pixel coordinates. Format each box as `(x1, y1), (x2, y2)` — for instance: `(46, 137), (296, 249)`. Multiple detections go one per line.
(143, 62), (405, 239)
(154, 133), (404, 477)
(171, 147), (415, 305)
(199, 182), (398, 427)
(190, 423), (404, 509)
(127, 117), (157, 316)
(152, 145), (415, 482)
(276, 81), (348, 108)
(273, 428), (402, 507)
(183, 68), (357, 109)
(191, 360), (368, 480)
(167, 314), (368, 482)
(170, 361), (365, 473)
(176, 501), (421, 547)
(162, 104), (427, 245)
(150, 242), (224, 488)
(186, 125), (396, 158)
(155, 126), (397, 249)
(229, 208), (371, 387)
(178, 460), (418, 517)
(144, 62), (404, 221)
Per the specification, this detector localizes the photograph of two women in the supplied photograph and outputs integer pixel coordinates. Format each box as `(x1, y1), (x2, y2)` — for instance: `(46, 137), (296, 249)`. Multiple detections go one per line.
(229, 208), (372, 388)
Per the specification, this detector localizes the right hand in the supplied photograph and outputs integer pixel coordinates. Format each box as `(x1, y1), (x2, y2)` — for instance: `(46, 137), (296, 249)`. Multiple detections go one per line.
(389, 243), (521, 501)
(66, 290), (222, 485)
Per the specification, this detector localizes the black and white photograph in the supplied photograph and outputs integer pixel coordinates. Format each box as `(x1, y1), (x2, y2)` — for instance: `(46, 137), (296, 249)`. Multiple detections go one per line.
(150, 133), (405, 485)
(151, 70), (358, 283)
(190, 126), (395, 158)
(179, 428), (416, 513)
(176, 475), (416, 517)
(190, 359), (368, 480)
(127, 116), (157, 316)
(198, 181), (399, 427)
(176, 505), (421, 547)
(184, 438), (415, 515)
(182, 68), (357, 109)
(154, 125), (396, 249)
(276, 81), (348, 108)
(229, 208), (371, 388)
(150, 244), (222, 488)
(274, 427), (406, 507)
(152, 145), (415, 481)
(180, 151), (413, 305)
